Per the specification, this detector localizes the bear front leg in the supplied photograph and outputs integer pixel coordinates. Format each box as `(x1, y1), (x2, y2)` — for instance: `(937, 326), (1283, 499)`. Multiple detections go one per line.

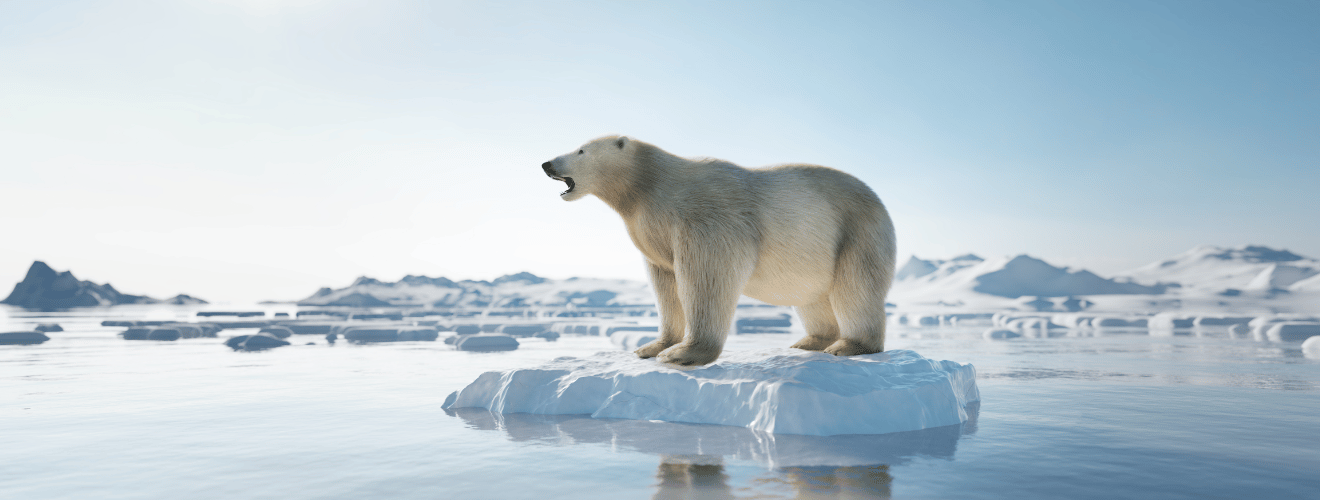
(657, 237), (752, 366)
(635, 263), (685, 359)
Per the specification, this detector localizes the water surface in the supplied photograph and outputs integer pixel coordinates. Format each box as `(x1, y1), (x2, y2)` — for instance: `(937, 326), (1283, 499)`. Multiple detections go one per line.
(2, 307), (1317, 499)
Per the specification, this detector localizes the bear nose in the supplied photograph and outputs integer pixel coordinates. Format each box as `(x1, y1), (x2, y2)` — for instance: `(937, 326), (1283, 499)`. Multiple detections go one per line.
(542, 162), (554, 174)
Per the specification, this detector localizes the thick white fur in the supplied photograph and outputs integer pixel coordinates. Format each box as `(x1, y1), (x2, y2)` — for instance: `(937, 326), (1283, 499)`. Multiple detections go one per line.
(543, 136), (896, 366)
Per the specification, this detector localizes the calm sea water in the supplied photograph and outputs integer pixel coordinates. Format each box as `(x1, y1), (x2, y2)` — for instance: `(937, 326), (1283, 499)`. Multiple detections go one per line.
(2, 306), (1318, 499)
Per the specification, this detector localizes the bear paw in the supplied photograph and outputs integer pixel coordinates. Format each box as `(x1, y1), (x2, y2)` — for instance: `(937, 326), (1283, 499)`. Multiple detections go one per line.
(657, 343), (721, 366)
(789, 335), (836, 351)
(634, 339), (676, 359)
(824, 339), (882, 357)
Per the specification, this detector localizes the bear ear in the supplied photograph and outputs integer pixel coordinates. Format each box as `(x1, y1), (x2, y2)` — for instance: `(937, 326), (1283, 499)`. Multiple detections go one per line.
(615, 136), (629, 149)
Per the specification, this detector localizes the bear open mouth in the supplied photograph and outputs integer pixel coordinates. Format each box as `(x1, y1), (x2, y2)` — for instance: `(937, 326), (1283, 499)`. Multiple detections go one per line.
(543, 163), (574, 195)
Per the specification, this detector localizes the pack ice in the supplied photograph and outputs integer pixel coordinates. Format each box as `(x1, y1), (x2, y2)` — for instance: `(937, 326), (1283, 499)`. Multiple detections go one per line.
(442, 349), (979, 436)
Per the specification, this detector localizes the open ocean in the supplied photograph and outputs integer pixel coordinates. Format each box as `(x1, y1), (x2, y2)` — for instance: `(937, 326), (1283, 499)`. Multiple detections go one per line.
(3, 305), (1318, 499)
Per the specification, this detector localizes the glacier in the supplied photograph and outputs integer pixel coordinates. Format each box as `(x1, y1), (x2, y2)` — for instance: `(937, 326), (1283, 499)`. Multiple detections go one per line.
(442, 348), (979, 436)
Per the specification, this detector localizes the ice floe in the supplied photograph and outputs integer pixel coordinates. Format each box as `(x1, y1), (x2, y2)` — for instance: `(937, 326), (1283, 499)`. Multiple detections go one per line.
(443, 349), (979, 436)
(1303, 336), (1320, 359)
(454, 334), (520, 351)
(610, 330), (658, 351)
(1265, 322), (1320, 342)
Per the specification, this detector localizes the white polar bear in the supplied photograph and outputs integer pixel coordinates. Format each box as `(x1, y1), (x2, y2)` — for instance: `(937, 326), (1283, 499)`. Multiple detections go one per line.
(542, 136), (896, 366)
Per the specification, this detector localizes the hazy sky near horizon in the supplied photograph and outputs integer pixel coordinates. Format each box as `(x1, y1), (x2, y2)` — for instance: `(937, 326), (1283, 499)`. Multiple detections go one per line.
(2, 0), (1317, 303)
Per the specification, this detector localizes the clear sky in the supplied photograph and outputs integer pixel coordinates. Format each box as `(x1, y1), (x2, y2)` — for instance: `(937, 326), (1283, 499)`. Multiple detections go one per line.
(1, 0), (1317, 303)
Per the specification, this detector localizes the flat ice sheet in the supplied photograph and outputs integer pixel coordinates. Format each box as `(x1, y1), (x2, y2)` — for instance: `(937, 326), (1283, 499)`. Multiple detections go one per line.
(443, 348), (979, 436)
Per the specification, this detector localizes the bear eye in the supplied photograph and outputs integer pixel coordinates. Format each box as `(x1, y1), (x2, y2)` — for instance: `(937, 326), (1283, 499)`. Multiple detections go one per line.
(578, 149), (584, 155)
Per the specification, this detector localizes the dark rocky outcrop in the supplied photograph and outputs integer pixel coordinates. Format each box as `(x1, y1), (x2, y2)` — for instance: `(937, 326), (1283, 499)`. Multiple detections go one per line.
(225, 333), (290, 351)
(2, 261), (153, 308)
(34, 323), (63, 332)
(121, 327), (182, 341)
(2, 261), (204, 309)
(492, 272), (546, 286)
(257, 326), (294, 339)
(163, 294), (208, 305)
(454, 334), (519, 351)
(0, 331), (49, 345)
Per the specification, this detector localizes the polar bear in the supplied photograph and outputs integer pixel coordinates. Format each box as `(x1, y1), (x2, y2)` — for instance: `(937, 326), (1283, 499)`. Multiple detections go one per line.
(541, 136), (896, 366)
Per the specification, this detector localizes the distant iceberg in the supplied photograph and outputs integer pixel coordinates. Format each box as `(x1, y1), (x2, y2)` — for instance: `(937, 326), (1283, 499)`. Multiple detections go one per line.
(443, 349), (979, 436)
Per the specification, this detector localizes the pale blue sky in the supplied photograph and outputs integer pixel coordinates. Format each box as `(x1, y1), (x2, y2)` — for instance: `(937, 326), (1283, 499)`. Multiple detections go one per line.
(1, 0), (1316, 302)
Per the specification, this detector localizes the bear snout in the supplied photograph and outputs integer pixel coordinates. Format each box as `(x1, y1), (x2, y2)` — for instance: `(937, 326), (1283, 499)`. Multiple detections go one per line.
(542, 162), (559, 178)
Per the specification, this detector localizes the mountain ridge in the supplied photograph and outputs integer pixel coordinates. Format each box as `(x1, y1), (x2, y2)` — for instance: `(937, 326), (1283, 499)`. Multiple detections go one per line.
(1, 261), (206, 309)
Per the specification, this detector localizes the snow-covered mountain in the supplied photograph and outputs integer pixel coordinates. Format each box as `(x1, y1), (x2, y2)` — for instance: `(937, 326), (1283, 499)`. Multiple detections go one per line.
(894, 254), (1164, 301)
(297, 272), (655, 308)
(895, 254), (985, 281)
(1116, 245), (1319, 293)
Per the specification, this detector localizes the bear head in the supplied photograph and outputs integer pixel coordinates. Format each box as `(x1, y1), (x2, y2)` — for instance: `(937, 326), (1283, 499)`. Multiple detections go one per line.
(541, 135), (631, 202)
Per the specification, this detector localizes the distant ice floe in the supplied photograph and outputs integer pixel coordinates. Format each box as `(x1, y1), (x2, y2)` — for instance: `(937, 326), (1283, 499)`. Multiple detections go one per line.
(1303, 337), (1320, 359)
(443, 349), (979, 436)
(1266, 323), (1320, 342)
(454, 334), (519, 351)
(610, 329), (658, 351)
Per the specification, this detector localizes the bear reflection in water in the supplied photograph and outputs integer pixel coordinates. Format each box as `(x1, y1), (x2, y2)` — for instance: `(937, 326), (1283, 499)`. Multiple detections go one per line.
(446, 405), (975, 499)
(651, 456), (894, 500)
(653, 456), (735, 500)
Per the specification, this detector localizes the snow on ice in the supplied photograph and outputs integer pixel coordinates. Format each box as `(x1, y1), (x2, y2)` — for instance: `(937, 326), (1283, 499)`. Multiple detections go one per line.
(442, 349), (979, 436)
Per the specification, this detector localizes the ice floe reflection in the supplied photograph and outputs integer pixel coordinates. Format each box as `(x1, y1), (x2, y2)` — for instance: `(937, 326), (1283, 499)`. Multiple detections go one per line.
(447, 401), (977, 468)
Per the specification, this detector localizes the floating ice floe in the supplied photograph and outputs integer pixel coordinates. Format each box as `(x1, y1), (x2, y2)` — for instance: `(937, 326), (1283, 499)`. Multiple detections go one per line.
(443, 349), (979, 436)
(610, 330), (658, 351)
(1266, 322), (1320, 342)
(1303, 336), (1320, 359)
(454, 334), (519, 351)
(983, 328), (1020, 339)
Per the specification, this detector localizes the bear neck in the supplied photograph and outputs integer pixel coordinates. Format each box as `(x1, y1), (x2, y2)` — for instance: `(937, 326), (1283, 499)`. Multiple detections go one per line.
(596, 142), (673, 219)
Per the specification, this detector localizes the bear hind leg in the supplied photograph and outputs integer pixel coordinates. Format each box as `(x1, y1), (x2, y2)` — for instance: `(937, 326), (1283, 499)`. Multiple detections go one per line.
(790, 296), (840, 351)
(824, 236), (893, 356)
